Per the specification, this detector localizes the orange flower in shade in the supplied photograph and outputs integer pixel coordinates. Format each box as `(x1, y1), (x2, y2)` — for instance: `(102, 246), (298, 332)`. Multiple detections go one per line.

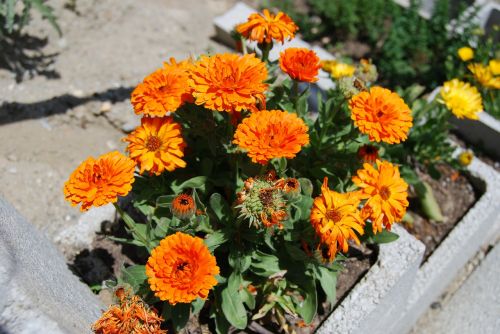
(131, 57), (193, 117)
(92, 288), (166, 334)
(236, 9), (298, 44)
(310, 177), (364, 262)
(124, 117), (186, 175)
(64, 151), (135, 212)
(349, 86), (413, 144)
(233, 109), (309, 164)
(171, 194), (196, 220)
(146, 232), (219, 304)
(279, 48), (321, 83)
(352, 160), (409, 233)
(189, 53), (268, 112)
(357, 145), (379, 164)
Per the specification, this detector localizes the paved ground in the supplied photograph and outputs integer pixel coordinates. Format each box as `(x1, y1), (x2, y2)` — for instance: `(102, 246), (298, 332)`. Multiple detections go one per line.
(412, 241), (500, 334)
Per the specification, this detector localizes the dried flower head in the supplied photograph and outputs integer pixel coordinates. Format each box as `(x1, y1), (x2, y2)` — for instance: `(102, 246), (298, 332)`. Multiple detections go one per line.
(236, 176), (287, 229)
(171, 194), (196, 220)
(124, 117), (186, 175)
(92, 288), (166, 334)
(356, 59), (378, 83)
(189, 53), (268, 112)
(352, 160), (409, 233)
(357, 145), (379, 164)
(279, 48), (321, 83)
(276, 178), (301, 199)
(131, 58), (193, 117)
(468, 63), (500, 89)
(64, 151), (135, 211)
(457, 47), (474, 62)
(236, 9), (298, 44)
(440, 79), (483, 120)
(349, 86), (413, 144)
(233, 109), (309, 165)
(310, 177), (364, 262)
(146, 232), (219, 304)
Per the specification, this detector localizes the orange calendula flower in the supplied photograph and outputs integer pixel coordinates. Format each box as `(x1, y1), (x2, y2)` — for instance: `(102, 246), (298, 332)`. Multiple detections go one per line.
(171, 194), (196, 220)
(64, 151), (135, 212)
(310, 177), (364, 262)
(189, 53), (268, 112)
(352, 160), (409, 233)
(236, 9), (298, 44)
(233, 109), (309, 164)
(146, 232), (219, 304)
(92, 288), (166, 334)
(349, 86), (413, 144)
(279, 48), (321, 83)
(131, 58), (193, 117)
(357, 145), (379, 164)
(124, 117), (186, 175)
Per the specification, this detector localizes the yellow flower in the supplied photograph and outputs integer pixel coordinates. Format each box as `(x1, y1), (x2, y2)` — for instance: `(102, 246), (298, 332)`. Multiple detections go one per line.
(489, 59), (500, 76)
(458, 151), (473, 166)
(321, 60), (356, 79)
(440, 79), (483, 120)
(457, 47), (474, 62)
(468, 63), (500, 89)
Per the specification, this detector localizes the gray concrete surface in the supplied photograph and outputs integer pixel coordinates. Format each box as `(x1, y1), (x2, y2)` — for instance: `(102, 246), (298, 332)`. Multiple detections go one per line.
(316, 225), (425, 334)
(0, 196), (103, 334)
(412, 243), (500, 334)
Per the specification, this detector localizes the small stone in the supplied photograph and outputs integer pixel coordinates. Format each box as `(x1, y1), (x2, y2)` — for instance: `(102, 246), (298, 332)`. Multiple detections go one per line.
(71, 89), (85, 98)
(7, 167), (17, 174)
(6, 154), (18, 162)
(99, 101), (112, 114)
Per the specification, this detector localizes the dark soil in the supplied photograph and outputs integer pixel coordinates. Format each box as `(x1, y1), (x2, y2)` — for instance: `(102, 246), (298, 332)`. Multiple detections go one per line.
(403, 164), (479, 261)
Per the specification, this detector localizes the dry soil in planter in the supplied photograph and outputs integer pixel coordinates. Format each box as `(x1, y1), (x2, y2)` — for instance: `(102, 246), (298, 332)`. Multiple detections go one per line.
(403, 164), (479, 261)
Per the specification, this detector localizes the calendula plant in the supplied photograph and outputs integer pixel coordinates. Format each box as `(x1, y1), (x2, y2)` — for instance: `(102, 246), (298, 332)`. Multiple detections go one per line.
(64, 8), (417, 333)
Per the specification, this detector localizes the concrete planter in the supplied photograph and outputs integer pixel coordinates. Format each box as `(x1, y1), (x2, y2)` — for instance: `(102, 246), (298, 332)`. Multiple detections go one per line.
(429, 87), (500, 160)
(390, 154), (500, 334)
(316, 225), (425, 333)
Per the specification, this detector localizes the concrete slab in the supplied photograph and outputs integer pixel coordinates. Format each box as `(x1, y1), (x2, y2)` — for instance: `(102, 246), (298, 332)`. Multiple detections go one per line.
(412, 243), (500, 334)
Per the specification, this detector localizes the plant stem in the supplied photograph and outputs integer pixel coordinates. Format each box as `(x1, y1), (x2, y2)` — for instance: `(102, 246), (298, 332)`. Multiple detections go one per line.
(113, 202), (152, 252)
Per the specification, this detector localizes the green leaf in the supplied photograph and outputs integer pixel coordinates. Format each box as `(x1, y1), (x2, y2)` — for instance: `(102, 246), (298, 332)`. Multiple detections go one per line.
(371, 230), (400, 244)
(107, 236), (145, 247)
(209, 193), (230, 223)
(214, 307), (231, 334)
(177, 176), (208, 190)
(163, 303), (190, 332)
(296, 278), (317, 324)
(316, 266), (338, 306)
(191, 298), (206, 315)
(221, 274), (247, 329)
(156, 195), (176, 208)
(416, 181), (444, 222)
(204, 230), (230, 252)
(251, 251), (281, 277)
(252, 301), (275, 320)
(120, 265), (147, 292)
(228, 250), (252, 273)
(30, 0), (62, 35)
(239, 287), (256, 310)
(298, 178), (313, 197)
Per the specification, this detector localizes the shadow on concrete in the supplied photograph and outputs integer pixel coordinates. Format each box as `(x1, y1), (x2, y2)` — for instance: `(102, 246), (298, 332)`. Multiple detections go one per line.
(0, 86), (134, 126)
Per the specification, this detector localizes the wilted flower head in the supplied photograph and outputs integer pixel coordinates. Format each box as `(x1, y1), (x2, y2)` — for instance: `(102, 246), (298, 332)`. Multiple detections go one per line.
(236, 9), (298, 44)
(338, 76), (364, 99)
(92, 288), (166, 334)
(356, 59), (378, 83)
(236, 176), (287, 229)
(357, 145), (379, 164)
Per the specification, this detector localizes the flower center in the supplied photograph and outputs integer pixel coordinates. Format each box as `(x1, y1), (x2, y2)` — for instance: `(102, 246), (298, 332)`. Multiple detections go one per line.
(180, 198), (189, 206)
(176, 261), (189, 272)
(146, 136), (162, 152)
(259, 188), (275, 207)
(326, 209), (342, 222)
(379, 186), (391, 200)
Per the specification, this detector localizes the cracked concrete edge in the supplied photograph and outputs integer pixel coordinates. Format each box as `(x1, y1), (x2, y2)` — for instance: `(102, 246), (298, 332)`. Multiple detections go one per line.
(316, 225), (425, 334)
(392, 156), (500, 334)
(0, 196), (104, 334)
